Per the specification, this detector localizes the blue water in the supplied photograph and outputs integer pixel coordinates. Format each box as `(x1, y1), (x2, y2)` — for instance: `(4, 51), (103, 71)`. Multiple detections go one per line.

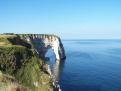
(46, 40), (121, 91)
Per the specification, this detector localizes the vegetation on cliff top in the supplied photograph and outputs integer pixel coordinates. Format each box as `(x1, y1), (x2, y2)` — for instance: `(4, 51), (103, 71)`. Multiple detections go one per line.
(0, 35), (52, 91)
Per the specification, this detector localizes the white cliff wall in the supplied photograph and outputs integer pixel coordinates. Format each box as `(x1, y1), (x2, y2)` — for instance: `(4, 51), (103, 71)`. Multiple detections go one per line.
(19, 34), (66, 60)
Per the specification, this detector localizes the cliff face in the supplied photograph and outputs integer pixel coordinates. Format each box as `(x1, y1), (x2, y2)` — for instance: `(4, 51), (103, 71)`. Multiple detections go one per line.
(18, 34), (66, 60)
(0, 34), (53, 91)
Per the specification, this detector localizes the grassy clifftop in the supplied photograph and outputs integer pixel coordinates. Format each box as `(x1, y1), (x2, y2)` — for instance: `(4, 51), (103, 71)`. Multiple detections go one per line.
(0, 35), (52, 91)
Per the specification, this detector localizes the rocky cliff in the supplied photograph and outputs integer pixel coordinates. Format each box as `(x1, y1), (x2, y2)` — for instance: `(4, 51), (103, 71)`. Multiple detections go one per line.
(18, 34), (66, 60)
(0, 34), (59, 91)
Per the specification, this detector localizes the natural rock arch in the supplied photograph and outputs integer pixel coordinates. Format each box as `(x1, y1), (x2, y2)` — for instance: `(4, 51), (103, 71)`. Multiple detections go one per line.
(20, 34), (66, 60)
(45, 47), (55, 60)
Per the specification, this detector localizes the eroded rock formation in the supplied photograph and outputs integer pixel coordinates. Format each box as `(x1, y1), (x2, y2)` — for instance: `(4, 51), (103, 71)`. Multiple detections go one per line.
(19, 34), (66, 60)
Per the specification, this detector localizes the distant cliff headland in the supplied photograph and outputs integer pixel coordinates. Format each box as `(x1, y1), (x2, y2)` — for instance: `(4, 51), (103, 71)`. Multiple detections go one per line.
(0, 34), (66, 91)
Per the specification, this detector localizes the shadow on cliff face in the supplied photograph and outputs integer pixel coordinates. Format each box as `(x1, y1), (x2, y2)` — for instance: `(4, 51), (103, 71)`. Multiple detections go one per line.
(7, 36), (31, 48)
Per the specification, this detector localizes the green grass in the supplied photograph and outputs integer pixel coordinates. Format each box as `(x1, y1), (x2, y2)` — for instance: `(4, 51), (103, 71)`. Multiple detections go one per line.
(0, 71), (30, 91)
(0, 35), (16, 46)
(0, 34), (52, 91)
(15, 57), (52, 91)
(0, 45), (33, 74)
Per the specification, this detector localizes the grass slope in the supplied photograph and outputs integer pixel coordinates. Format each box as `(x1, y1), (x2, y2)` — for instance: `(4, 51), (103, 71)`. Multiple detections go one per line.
(0, 34), (52, 91)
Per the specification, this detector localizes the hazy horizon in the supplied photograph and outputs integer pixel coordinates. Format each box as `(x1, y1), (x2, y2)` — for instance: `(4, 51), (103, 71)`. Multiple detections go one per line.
(0, 0), (121, 39)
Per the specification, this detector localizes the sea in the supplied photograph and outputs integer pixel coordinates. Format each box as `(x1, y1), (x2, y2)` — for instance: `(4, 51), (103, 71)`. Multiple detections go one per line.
(46, 39), (121, 91)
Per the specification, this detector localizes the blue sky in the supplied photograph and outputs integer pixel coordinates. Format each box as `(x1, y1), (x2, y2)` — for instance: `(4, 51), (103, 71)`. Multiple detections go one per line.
(0, 0), (121, 39)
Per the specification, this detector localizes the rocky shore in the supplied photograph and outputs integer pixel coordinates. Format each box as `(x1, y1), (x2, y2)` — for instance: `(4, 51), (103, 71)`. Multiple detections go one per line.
(47, 65), (61, 91)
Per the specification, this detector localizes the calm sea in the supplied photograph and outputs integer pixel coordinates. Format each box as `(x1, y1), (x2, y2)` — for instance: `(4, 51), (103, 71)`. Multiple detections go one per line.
(46, 39), (121, 91)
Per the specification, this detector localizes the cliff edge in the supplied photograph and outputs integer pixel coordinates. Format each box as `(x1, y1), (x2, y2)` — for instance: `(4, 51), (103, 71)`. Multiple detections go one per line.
(0, 34), (53, 91)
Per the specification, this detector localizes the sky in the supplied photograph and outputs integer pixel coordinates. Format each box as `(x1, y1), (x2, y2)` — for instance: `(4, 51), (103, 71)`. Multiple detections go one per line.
(0, 0), (121, 39)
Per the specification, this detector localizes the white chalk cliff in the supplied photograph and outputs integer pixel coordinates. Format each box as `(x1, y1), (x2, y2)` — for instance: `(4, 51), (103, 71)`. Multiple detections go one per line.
(20, 34), (66, 60)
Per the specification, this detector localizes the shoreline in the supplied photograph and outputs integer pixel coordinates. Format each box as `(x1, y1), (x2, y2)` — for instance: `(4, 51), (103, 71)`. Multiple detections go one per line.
(48, 65), (62, 91)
